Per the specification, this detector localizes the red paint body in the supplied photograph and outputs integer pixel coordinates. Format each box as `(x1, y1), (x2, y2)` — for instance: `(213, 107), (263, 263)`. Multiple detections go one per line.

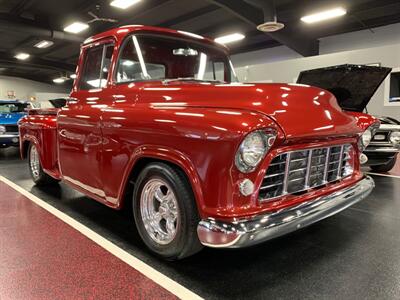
(18, 26), (377, 221)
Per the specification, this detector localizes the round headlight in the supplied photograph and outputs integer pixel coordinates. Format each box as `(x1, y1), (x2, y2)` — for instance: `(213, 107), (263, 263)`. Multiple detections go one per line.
(235, 131), (276, 173)
(390, 131), (400, 145)
(0, 126), (5, 135)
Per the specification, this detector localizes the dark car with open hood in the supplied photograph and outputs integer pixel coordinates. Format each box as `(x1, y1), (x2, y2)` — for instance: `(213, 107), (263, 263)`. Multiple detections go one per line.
(298, 64), (400, 172)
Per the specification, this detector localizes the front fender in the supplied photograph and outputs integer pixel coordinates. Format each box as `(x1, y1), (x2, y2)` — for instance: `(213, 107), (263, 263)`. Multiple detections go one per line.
(345, 111), (380, 131)
(117, 145), (205, 214)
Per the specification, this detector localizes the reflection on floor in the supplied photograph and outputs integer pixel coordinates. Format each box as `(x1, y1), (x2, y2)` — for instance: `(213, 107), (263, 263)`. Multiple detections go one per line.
(1, 147), (400, 299)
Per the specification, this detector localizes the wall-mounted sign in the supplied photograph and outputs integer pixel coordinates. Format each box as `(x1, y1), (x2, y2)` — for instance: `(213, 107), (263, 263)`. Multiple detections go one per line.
(7, 90), (15, 99)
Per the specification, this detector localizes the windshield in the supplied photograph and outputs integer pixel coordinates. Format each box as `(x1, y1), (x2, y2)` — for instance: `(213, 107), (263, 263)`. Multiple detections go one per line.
(116, 34), (238, 83)
(0, 103), (27, 114)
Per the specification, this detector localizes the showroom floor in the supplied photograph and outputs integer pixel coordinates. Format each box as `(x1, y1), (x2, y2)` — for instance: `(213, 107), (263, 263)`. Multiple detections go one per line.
(1, 147), (400, 299)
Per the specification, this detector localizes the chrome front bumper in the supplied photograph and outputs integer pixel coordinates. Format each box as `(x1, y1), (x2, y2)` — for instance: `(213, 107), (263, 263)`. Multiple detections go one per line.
(197, 176), (375, 248)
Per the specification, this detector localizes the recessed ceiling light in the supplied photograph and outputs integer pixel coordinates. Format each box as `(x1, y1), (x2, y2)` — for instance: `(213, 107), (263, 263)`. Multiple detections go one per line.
(64, 22), (89, 34)
(15, 53), (30, 60)
(53, 78), (65, 84)
(34, 40), (54, 49)
(301, 7), (346, 24)
(215, 33), (245, 45)
(110, 0), (141, 9)
(70, 74), (77, 79)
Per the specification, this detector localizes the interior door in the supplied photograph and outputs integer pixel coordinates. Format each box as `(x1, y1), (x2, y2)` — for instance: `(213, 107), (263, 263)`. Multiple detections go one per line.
(57, 43), (114, 200)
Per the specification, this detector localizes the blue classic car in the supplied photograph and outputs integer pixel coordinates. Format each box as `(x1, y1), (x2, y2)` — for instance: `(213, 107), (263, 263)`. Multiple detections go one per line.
(0, 100), (29, 148)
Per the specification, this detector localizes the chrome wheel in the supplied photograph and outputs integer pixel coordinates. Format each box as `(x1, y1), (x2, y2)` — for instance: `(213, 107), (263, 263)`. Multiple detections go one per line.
(140, 178), (180, 245)
(29, 145), (41, 180)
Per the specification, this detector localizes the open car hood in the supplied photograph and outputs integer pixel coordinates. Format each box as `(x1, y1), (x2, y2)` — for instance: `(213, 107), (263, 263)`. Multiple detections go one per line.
(297, 64), (392, 112)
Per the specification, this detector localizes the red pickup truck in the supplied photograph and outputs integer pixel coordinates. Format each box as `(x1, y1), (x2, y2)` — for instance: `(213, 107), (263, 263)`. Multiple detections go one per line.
(19, 25), (377, 260)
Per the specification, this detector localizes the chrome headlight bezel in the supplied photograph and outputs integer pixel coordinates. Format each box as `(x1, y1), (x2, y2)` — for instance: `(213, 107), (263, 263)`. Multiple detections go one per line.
(358, 123), (379, 152)
(389, 131), (400, 146)
(235, 130), (276, 173)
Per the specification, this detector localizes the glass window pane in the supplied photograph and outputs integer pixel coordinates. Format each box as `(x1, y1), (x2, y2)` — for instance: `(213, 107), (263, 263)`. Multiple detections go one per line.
(100, 45), (114, 88)
(116, 37), (144, 83)
(116, 34), (237, 83)
(79, 46), (104, 90)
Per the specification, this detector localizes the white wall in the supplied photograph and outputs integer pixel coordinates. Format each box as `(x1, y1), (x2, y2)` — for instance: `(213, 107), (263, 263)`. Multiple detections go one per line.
(0, 76), (69, 105)
(231, 23), (400, 118)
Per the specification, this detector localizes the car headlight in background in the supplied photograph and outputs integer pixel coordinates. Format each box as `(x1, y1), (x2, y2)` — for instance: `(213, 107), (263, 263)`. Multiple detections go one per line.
(0, 126), (5, 135)
(390, 131), (400, 146)
(358, 124), (379, 152)
(235, 130), (276, 173)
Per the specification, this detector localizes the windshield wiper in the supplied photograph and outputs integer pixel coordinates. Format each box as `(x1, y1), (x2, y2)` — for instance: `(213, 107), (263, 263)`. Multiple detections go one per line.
(162, 77), (225, 84)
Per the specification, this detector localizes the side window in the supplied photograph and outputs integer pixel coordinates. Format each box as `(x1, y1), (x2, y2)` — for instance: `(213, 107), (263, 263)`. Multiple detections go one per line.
(79, 43), (114, 90)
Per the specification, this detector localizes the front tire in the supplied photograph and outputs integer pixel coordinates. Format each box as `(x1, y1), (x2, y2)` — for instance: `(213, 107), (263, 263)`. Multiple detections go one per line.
(133, 162), (203, 260)
(370, 156), (397, 173)
(28, 144), (60, 186)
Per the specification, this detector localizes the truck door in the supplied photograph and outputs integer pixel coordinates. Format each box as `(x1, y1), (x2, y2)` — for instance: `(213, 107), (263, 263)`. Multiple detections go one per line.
(58, 42), (114, 201)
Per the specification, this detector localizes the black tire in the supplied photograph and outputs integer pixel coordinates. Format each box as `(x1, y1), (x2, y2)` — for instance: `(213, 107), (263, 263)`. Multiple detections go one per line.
(133, 162), (203, 260)
(28, 143), (60, 186)
(370, 156), (397, 173)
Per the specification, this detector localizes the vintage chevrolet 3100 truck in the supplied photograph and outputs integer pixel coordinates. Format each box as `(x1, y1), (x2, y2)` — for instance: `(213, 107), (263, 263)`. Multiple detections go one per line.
(19, 26), (378, 260)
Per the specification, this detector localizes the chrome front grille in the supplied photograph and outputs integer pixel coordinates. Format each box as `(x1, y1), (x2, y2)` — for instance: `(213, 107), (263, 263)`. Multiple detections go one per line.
(259, 144), (354, 201)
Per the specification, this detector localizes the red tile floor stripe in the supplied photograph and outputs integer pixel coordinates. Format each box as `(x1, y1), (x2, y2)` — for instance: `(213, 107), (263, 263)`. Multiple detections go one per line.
(0, 181), (177, 300)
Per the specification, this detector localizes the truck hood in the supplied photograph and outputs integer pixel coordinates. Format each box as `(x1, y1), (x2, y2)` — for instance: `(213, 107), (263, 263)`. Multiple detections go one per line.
(374, 115), (400, 125)
(297, 64), (392, 112)
(0, 112), (26, 125)
(140, 82), (362, 140)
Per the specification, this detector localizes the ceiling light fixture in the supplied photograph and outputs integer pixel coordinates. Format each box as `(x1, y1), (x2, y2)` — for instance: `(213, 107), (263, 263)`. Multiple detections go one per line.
(53, 78), (66, 84)
(34, 40), (54, 49)
(70, 74), (77, 79)
(301, 7), (347, 24)
(15, 53), (30, 60)
(215, 33), (245, 45)
(110, 0), (142, 9)
(64, 22), (89, 34)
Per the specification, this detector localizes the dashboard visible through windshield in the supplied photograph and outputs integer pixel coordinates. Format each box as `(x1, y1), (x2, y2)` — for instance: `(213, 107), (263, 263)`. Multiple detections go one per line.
(115, 34), (238, 84)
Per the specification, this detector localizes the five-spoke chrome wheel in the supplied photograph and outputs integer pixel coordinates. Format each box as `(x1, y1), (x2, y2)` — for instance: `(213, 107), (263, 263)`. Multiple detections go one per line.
(140, 178), (180, 245)
(29, 144), (41, 180)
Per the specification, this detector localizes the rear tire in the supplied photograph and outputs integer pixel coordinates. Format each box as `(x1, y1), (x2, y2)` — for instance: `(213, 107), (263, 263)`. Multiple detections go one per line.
(28, 144), (60, 186)
(133, 162), (203, 260)
(370, 156), (397, 173)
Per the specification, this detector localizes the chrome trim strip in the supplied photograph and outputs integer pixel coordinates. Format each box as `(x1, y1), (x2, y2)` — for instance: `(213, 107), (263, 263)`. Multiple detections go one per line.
(197, 176), (375, 248)
(323, 147), (331, 183)
(379, 124), (400, 131)
(304, 149), (312, 188)
(364, 147), (400, 153)
(282, 152), (291, 194)
(0, 134), (19, 138)
(336, 145), (345, 179)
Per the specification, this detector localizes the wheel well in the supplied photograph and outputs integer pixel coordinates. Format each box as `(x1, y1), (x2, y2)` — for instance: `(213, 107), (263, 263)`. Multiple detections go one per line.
(121, 157), (194, 209)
